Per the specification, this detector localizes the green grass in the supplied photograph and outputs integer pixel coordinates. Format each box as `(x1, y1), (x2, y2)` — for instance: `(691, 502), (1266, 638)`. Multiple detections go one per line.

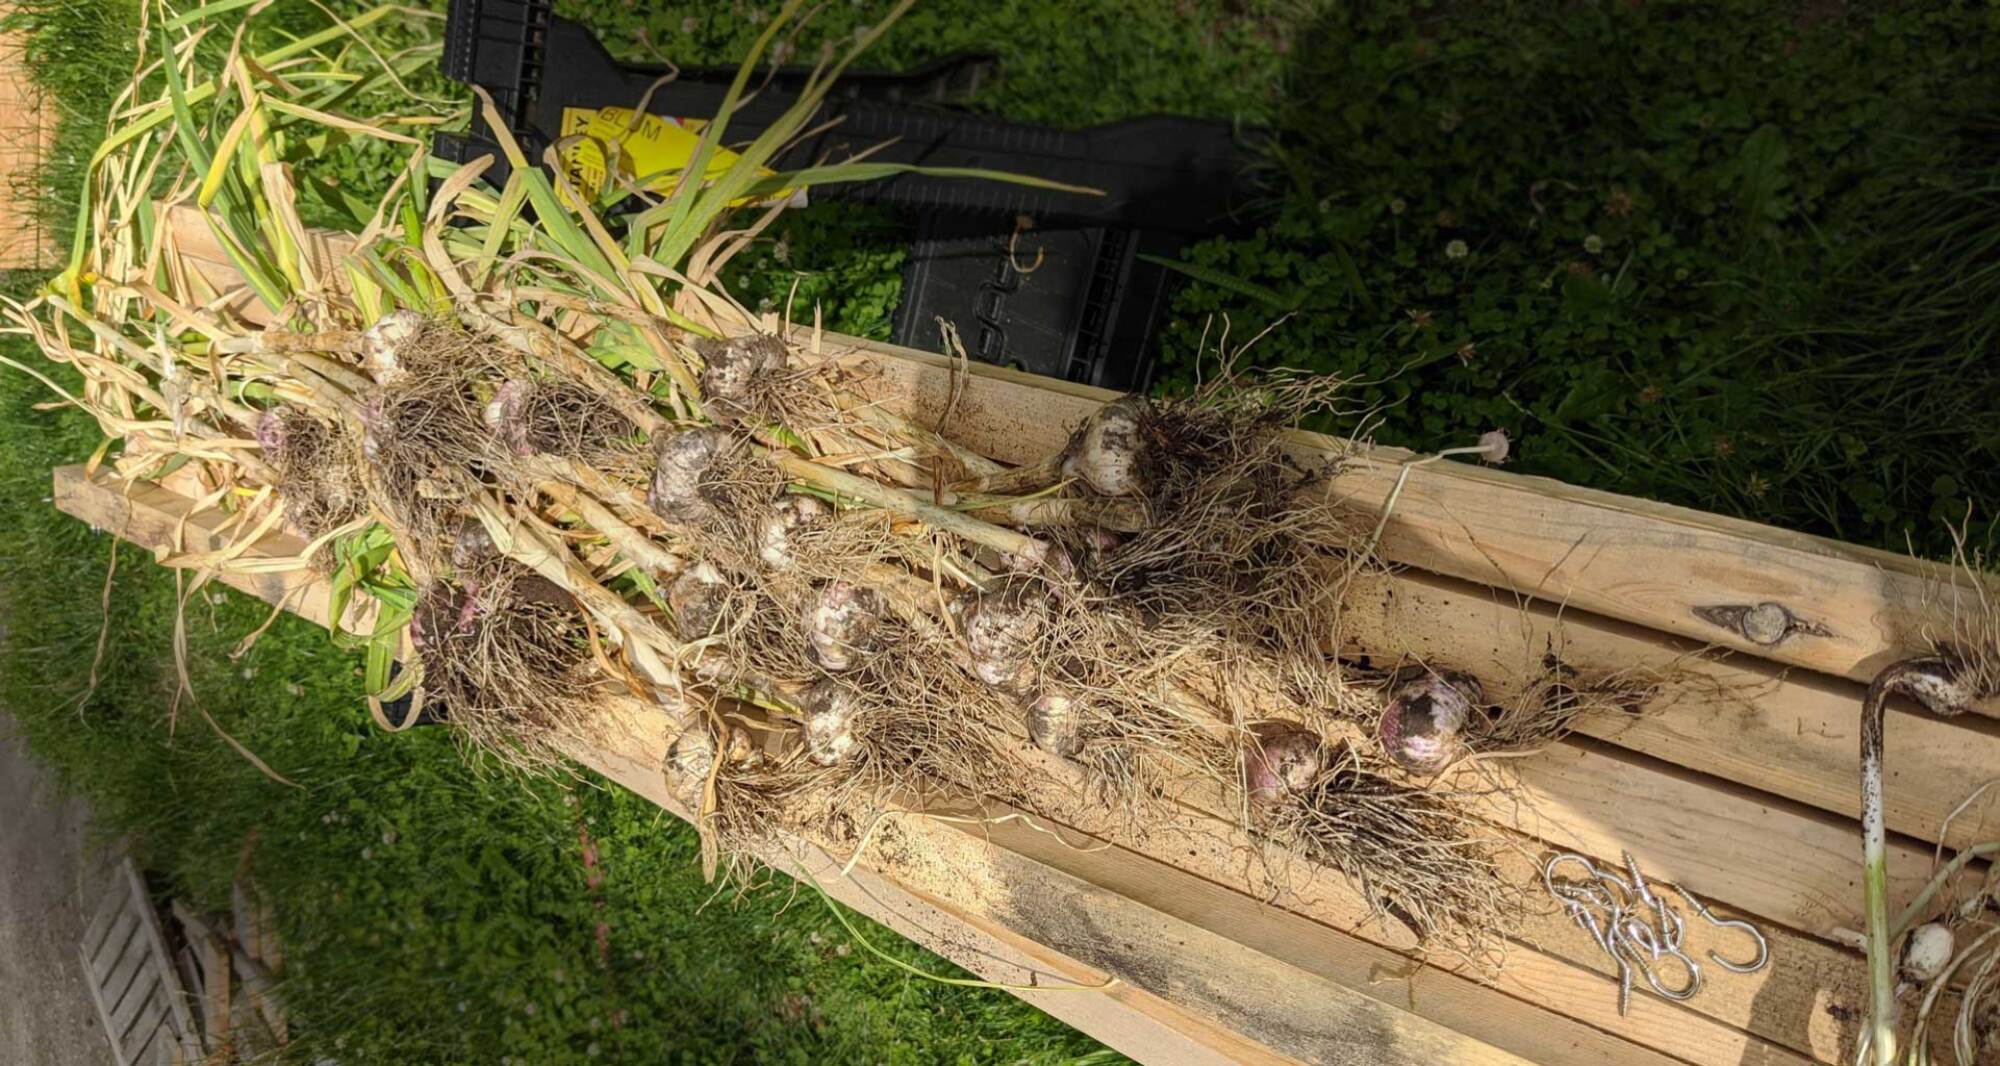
(1151, 1), (2000, 559)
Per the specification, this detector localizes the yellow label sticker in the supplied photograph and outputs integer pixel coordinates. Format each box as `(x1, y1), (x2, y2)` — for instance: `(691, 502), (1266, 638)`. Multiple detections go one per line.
(557, 106), (801, 209)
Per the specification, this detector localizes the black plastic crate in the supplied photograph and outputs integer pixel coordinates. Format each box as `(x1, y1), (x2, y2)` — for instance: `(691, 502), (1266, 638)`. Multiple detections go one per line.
(438, 0), (1263, 391)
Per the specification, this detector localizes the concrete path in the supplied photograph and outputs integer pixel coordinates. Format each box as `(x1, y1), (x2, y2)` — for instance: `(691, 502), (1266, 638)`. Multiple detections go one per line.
(0, 714), (115, 1065)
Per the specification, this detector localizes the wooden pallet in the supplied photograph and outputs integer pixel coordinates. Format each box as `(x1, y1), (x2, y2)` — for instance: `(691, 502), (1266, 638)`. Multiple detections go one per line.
(47, 208), (2000, 1065)
(79, 858), (202, 1066)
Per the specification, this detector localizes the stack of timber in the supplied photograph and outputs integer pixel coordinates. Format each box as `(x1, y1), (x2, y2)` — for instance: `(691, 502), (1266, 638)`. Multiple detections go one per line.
(46, 206), (2000, 1066)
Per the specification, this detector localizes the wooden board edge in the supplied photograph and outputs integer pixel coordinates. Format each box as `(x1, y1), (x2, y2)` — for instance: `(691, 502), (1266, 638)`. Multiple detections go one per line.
(49, 464), (1620, 1066)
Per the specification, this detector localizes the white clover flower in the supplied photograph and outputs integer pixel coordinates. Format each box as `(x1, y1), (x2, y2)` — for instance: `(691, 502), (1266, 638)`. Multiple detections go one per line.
(1584, 234), (1605, 255)
(1390, 198), (1407, 216)
(1445, 239), (1469, 260)
(1477, 430), (1511, 464)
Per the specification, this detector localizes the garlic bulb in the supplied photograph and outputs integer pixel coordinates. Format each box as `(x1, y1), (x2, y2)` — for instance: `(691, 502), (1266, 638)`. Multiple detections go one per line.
(1378, 670), (1483, 776)
(698, 334), (786, 423)
(1024, 690), (1083, 758)
(804, 582), (885, 672)
(802, 680), (860, 766)
(1900, 922), (1955, 986)
(757, 495), (831, 571)
(668, 562), (729, 639)
(649, 427), (737, 527)
(663, 727), (717, 798)
(361, 310), (426, 384)
(1243, 721), (1326, 806)
(961, 582), (1042, 691)
(1061, 396), (1149, 497)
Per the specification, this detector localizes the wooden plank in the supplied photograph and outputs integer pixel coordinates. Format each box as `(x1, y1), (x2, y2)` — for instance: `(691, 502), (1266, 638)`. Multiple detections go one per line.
(1342, 568), (2000, 852)
(83, 878), (125, 958)
(810, 327), (1976, 693)
(122, 861), (202, 1046)
(1006, 750), (1864, 1065)
(232, 878), (282, 972)
(159, 209), (1977, 699)
(231, 949), (287, 1047)
(55, 469), (374, 635)
(52, 464), (1865, 1066)
(108, 976), (159, 1052)
(1466, 739), (1937, 941)
(580, 715), (1540, 1066)
(99, 926), (150, 1022)
(968, 804), (1716, 1066)
(53, 465), (1620, 1066)
(116, 988), (166, 1060)
(126, 1025), (160, 1066)
(79, 943), (131, 1066)
(171, 901), (231, 1053)
(197, 940), (229, 1052)
(90, 909), (141, 981)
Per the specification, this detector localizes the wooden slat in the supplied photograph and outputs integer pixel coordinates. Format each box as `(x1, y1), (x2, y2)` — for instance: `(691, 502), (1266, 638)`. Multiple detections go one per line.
(1343, 568), (2000, 851)
(1472, 740), (1936, 940)
(1013, 752), (1864, 1065)
(108, 976), (159, 1051)
(580, 715), (1539, 1066)
(56, 470), (374, 634)
(171, 901), (232, 1054)
(54, 464), (1660, 1066)
(0, 2), (55, 269)
(99, 927), (149, 1019)
(232, 878), (282, 972)
(116, 989), (166, 1060)
(90, 909), (141, 980)
(816, 327), (1977, 692)
(160, 209), (1980, 698)
(228, 947), (288, 1046)
(83, 877), (125, 957)
(80, 942), (131, 1066)
(122, 861), (201, 1049)
(974, 806), (1711, 1066)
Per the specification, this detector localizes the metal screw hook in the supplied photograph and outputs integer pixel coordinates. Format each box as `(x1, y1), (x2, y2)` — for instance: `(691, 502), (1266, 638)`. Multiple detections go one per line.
(1634, 942), (1704, 1001)
(1667, 882), (1770, 974)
